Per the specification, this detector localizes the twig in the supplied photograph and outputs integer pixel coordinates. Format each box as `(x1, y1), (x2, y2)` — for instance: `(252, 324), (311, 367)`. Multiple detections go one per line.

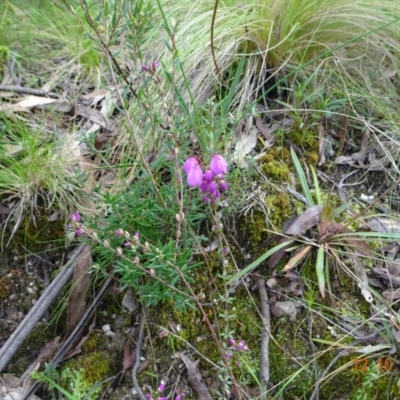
(309, 346), (356, 400)
(131, 310), (147, 400)
(21, 274), (115, 400)
(0, 85), (59, 98)
(0, 244), (86, 373)
(211, 0), (221, 76)
(257, 278), (270, 399)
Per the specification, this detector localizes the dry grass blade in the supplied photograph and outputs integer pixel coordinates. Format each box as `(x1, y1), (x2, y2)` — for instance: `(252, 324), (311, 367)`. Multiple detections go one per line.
(283, 245), (312, 271)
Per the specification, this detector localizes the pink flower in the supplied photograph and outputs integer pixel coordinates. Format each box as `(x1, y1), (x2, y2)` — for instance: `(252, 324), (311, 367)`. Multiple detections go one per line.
(184, 157), (199, 174)
(219, 180), (228, 192)
(187, 164), (203, 187)
(151, 61), (160, 69)
(123, 241), (132, 247)
(115, 229), (122, 236)
(158, 381), (166, 392)
(208, 181), (218, 196)
(203, 170), (213, 183)
(75, 227), (83, 236)
(71, 213), (81, 222)
(210, 154), (228, 175)
(200, 181), (208, 193)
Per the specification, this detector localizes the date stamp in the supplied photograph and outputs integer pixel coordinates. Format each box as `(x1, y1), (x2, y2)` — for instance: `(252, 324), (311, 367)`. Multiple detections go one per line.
(353, 357), (394, 372)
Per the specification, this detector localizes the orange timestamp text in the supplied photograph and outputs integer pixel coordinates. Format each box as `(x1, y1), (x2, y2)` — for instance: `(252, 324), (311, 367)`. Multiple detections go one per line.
(353, 357), (394, 372)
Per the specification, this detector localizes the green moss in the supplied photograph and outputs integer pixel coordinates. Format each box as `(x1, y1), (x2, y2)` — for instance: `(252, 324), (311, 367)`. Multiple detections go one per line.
(60, 352), (111, 399)
(262, 160), (290, 182)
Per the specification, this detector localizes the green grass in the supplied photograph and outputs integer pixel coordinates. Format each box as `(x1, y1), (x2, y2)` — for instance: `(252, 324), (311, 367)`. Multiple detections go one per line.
(0, 0), (102, 88)
(0, 116), (92, 244)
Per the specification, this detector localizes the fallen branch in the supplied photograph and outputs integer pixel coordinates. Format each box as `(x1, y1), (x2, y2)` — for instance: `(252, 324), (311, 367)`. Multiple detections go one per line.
(258, 277), (270, 400)
(0, 85), (60, 98)
(21, 274), (115, 400)
(0, 244), (86, 373)
(131, 310), (147, 400)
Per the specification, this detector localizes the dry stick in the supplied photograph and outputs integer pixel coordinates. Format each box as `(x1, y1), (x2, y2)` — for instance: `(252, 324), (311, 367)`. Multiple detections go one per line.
(0, 244), (86, 373)
(21, 275), (115, 400)
(257, 278), (270, 400)
(211, 0), (221, 76)
(131, 310), (147, 400)
(0, 85), (60, 98)
(309, 346), (357, 400)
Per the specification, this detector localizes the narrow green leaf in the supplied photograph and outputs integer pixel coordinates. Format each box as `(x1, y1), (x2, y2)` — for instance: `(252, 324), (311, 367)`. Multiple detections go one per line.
(291, 148), (314, 206)
(227, 238), (296, 284)
(316, 246), (325, 298)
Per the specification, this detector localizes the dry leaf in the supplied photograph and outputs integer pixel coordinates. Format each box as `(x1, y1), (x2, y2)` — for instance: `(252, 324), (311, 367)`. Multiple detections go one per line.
(285, 205), (322, 235)
(20, 337), (61, 381)
(63, 318), (96, 361)
(67, 245), (92, 335)
(255, 116), (275, 143)
(366, 218), (400, 234)
(0, 374), (41, 400)
(17, 95), (57, 108)
(180, 354), (212, 400)
(232, 128), (258, 167)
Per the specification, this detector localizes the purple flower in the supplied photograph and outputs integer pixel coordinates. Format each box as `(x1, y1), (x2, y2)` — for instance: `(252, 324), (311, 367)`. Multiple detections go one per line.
(75, 227), (83, 236)
(71, 213), (81, 222)
(115, 229), (122, 236)
(151, 61), (160, 69)
(203, 169), (213, 183)
(187, 164), (203, 187)
(159, 397), (168, 400)
(243, 345), (250, 351)
(141, 64), (150, 71)
(210, 154), (228, 175)
(203, 196), (211, 203)
(200, 181), (208, 193)
(134, 231), (140, 241)
(219, 180), (228, 192)
(158, 381), (166, 392)
(226, 352), (233, 359)
(237, 340), (244, 351)
(123, 241), (132, 247)
(228, 338), (236, 346)
(208, 181), (218, 196)
(184, 157), (198, 174)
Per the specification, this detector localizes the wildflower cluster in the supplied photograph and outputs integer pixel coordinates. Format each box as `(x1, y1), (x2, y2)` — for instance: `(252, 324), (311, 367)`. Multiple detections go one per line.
(115, 228), (139, 248)
(145, 381), (186, 400)
(226, 338), (250, 359)
(67, 212), (83, 237)
(142, 61), (160, 75)
(183, 154), (228, 203)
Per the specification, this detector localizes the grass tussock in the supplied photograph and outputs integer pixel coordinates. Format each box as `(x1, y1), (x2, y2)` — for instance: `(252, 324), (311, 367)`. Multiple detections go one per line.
(147, 0), (400, 114)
